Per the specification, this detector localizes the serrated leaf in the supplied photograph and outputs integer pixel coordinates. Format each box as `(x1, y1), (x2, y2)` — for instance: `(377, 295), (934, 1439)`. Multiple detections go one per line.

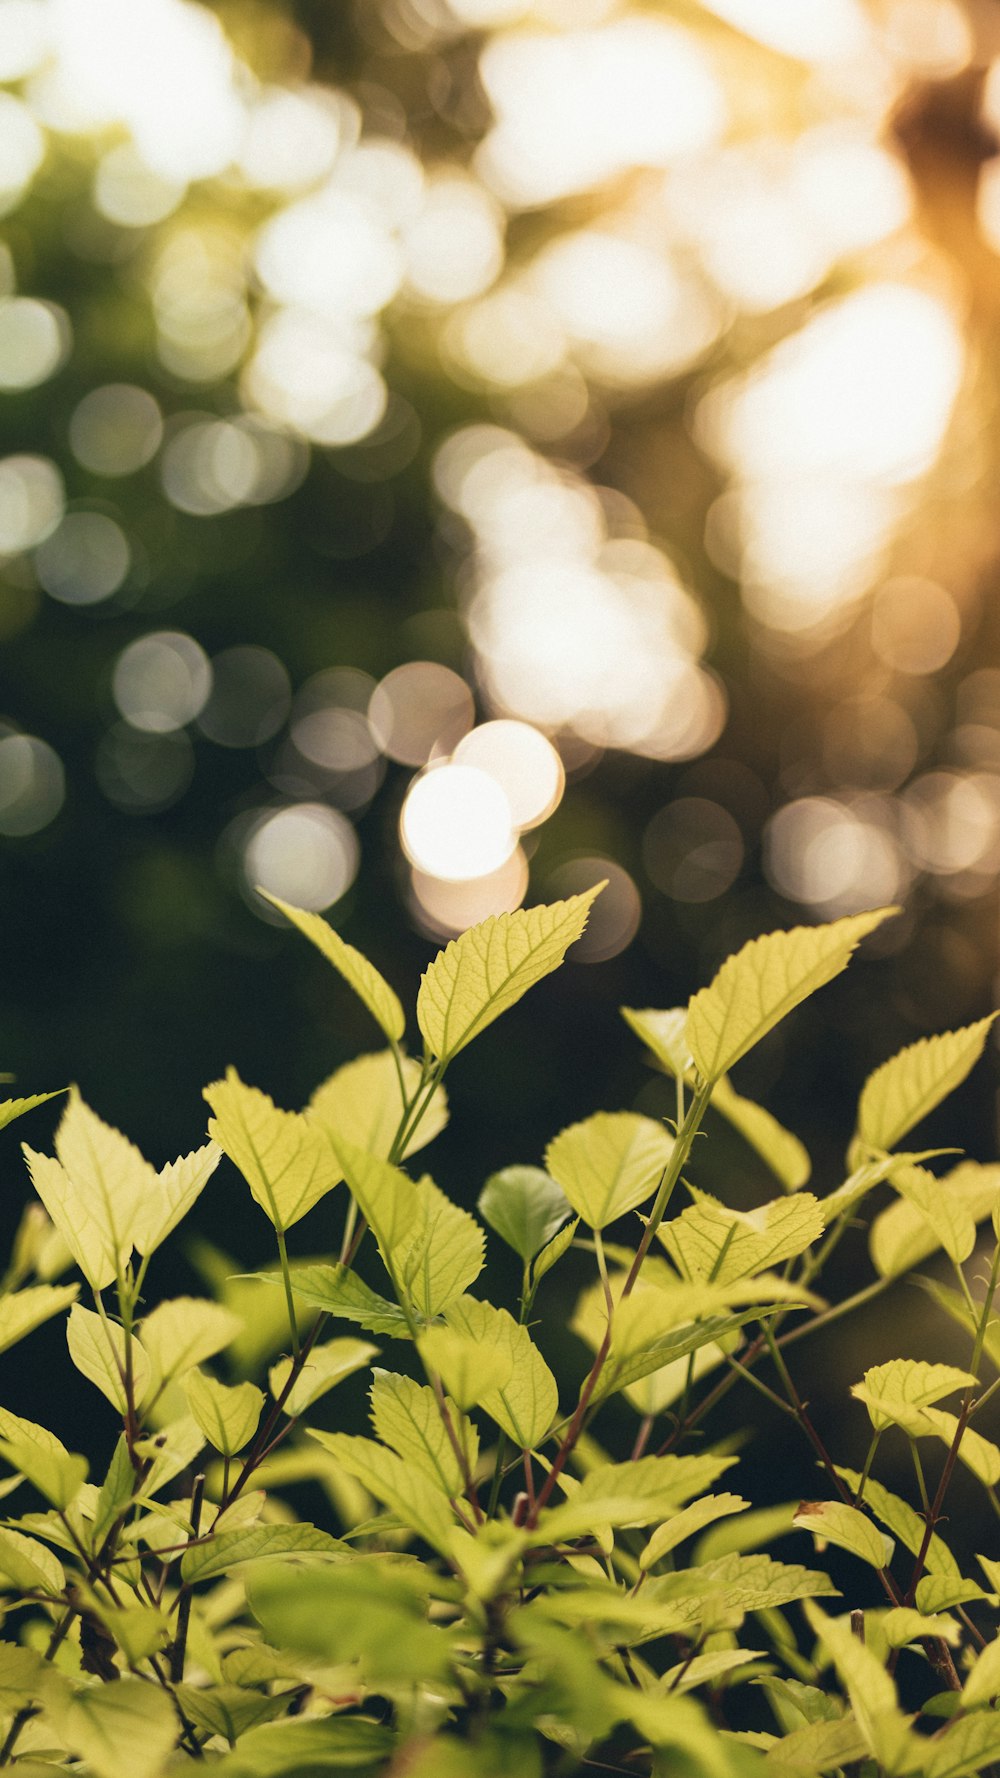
(882, 1607), (960, 1649)
(136, 1413), (206, 1497)
(533, 1452), (736, 1545)
(309, 1048), (447, 1161)
(0, 1405), (75, 1458)
(22, 1089), (159, 1291)
(175, 1682), (291, 1746)
(640, 1494), (749, 1570)
(855, 1015), (998, 1157)
(184, 1369), (263, 1456)
(0, 1283), (78, 1356)
(441, 1296), (558, 1448)
(0, 1090), (63, 1131)
(285, 1262), (412, 1337)
(622, 1007), (810, 1190)
(269, 1336), (377, 1416)
(836, 1469), (960, 1578)
(653, 1548), (839, 1622)
(140, 1296), (244, 1387)
(478, 1166), (571, 1263)
(370, 1370), (477, 1496)
(248, 1560), (454, 1693)
(205, 1068), (342, 1231)
(803, 1600), (918, 1775)
(0, 1437), (87, 1511)
(870, 1159), (1000, 1279)
(42, 1676), (176, 1778)
(66, 1304), (151, 1414)
(889, 1163), (977, 1264)
(263, 892), (405, 1041)
(308, 1430), (457, 1556)
(793, 1500), (892, 1570)
(332, 1138), (483, 1316)
(686, 909), (895, 1084)
(416, 887), (602, 1063)
(180, 1520), (346, 1584)
(132, 1141), (221, 1256)
(545, 1111), (675, 1231)
(659, 1189), (823, 1283)
(0, 1525), (65, 1595)
(851, 1359), (976, 1436)
(416, 1323), (513, 1412)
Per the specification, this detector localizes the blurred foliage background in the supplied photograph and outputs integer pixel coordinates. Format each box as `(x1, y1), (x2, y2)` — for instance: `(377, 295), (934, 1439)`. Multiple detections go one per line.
(3, 0), (1000, 1492)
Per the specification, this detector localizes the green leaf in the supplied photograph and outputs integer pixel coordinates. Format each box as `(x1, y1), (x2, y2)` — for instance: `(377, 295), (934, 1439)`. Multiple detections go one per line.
(416, 1323), (513, 1413)
(762, 1717), (870, 1776)
(206, 1717), (393, 1777)
(180, 1520), (346, 1584)
(439, 1295), (558, 1447)
(205, 1068), (342, 1230)
(93, 1436), (136, 1547)
(855, 1015), (998, 1157)
(921, 1407), (1000, 1484)
(88, 1598), (171, 1664)
(23, 1088), (158, 1289)
(41, 1676), (177, 1778)
(803, 1600), (918, 1775)
(0, 1525), (65, 1595)
(416, 886), (602, 1063)
(247, 1558), (449, 1686)
(622, 1007), (810, 1190)
(262, 892), (405, 1042)
(836, 1468), (960, 1578)
(0, 1090), (63, 1131)
(285, 1263), (412, 1338)
(889, 1163), (977, 1265)
(792, 1500), (893, 1570)
(370, 1369), (477, 1496)
(309, 1048), (447, 1161)
(851, 1359), (975, 1435)
(640, 1494), (749, 1570)
(544, 1111), (675, 1230)
(477, 1166), (571, 1263)
(269, 1336), (377, 1416)
(175, 1683), (291, 1746)
(0, 1283), (78, 1356)
(333, 1138), (483, 1316)
(870, 1159), (1000, 1279)
(882, 1607), (960, 1649)
(925, 1711), (1000, 1778)
(533, 1452), (737, 1545)
(532, 1215), (579, 1285)
(140, 1295), (244, 1385)
(66, 1304), (151, 1413)
(308, 1430), (457, 1556)
(659, 1189), (823, 1282)
(916, 1574), (992, 1612)
(131, 1141), (221, 1256)
(914, 1276), (1000, 1373)
(0, 1642), (44, 1709)
(0, 1437), (87, 1510)
(686, 908), (896, 1084)
(184, 1369), (263, 1456)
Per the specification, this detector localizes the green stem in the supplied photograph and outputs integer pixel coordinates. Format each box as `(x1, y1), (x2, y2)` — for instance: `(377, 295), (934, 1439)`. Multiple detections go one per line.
(274, 1225), (300, 1361)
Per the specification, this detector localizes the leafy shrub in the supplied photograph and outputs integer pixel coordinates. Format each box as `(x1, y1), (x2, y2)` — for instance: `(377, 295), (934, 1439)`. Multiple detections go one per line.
(1, 890), (1000, 1775)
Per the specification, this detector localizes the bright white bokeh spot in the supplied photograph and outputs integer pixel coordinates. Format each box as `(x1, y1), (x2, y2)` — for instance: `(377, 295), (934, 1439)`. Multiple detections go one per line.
(238, 85), (343, 191)
(400, 763), (516, 881)
(529, 231), (713, 383)
(255, 189), (403, 319)
(0, 91), (44, 212)
(453, 720), (564, 829)
(369, 663), (474, 766)
(403, 174), (504, 304)
(69, 385), (163, 476)
(112, 631), (212, 733)
(765, 797), (909, 912)
(871, 576), (961, 675)
(0, 1), (50, 81)
(900, 773), (1000, 875)
(35, 512), (130, 605)
(409, 845), (529, 938)
(698, 0), (872, 61)
(94, 142), (185, 227)
(445, 285), (566, 388)
(242, 309), (387, 445)
(477, 20), (724, 206)
(0, 299), (69, 390)
(0, 456), (64, 553)
(0, 732), (64, 835)
(244, 803), (359, 912)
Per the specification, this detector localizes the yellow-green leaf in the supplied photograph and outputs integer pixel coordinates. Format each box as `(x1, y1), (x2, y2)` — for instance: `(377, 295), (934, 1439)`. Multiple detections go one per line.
(925, 1712), (1000, 1778)
(140, 1297), (244, 1386)
(659, 1189), (823, 1283)
(204, 1068), (341, 1230)
(622, 1007), (810, 1189)
(333, 1138), (483, 1316)
(478, 1166), (571, 1264)
(836, 1469), (960, 1579)
(850, 1359), (975, 1436)
(793, 1500), (893, 1570)
(309, 1049), (447, 1162)
(0, 1283), (78, 1356)
(22, 1089), (159, 1290)
(855, 1015), (998, 1157)
(870, 1160), (1000, 1279)
(0, 1437), (87, 1511)
(262, 892), (405, 1041)
(442, 1295), (558, 1448)
(269, 1337), (377, 1416)
(416, 1323), (513, 1413)
(922, 1408), (1000, 1485)
(533, 1452), (736, 1546)
(890, 1164), (977, 1265)
(803, 1600), (918, 1775)
(370, 1369), (477, 1496)
(640, 1495), (749, 1571)
(41, 1675), (177, 1778)
(184, 1369), (263, 1456)
(0, 1525), (65, 1596)
(66, 1304), (151, 1414)
(545, 1111), (674, 1231)
(180, 1521), (345, 1585)
(960, 1634), (1000, 1708)
(416, 887), (602, 1064)
(686, 909), (895, 1084)
(0, 1091), (63, 1131)
(131, 1141), (221, 1256)
(308, 1429), (456, 1556)
(882, 1607), (960, 1650)
(286, 1262), (411, 1338)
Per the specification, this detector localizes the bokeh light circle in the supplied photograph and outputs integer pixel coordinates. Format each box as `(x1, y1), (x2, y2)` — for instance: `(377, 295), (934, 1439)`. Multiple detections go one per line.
(112, 632), (212, 734)
(453, 720), (564, 829)
(400, 763), (516, 881)
(244, 803), (360, 912)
